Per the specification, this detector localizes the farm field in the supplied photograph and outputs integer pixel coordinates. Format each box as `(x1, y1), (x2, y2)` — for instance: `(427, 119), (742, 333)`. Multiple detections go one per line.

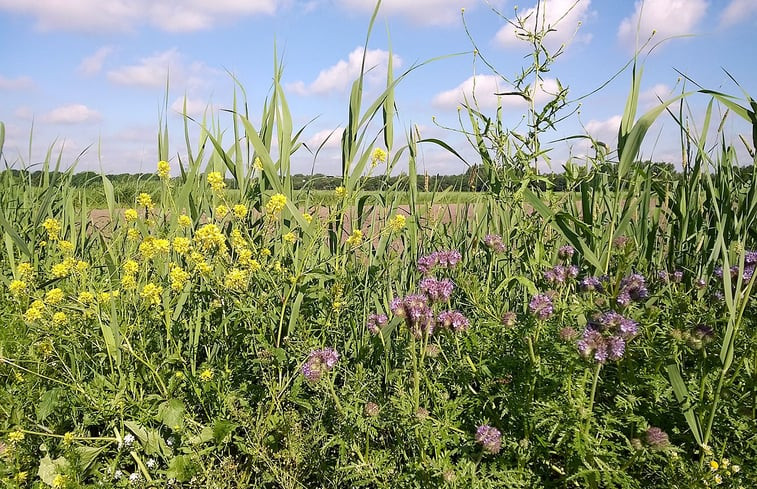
(1, 3), (757, 489)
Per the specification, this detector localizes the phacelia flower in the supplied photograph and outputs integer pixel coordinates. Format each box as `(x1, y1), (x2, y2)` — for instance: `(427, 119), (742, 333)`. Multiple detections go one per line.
(419, 277), (454, 302)
(501, 311), (517, 328)
(475, 425), (502, 454)
(417, 250), (462, 275)
(580, 276), (603, 292)
(366, 313), (388, 334)
(301, 347), (339, 382)
(618, 273), (648, 303)
(437, 310), (470, 332)
(558, 245), (575, 260)
(529, 293), (554, 320)
(645, 427), (670, 451)
(484, 234), (505, 253)
(390, 294), (434, 337)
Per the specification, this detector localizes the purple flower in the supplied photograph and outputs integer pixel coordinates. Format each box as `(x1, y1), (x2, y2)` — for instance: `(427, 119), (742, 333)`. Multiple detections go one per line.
(694, 278), (707, 289)
(529, 294), (554, 320)
(746, 250), (757, 265)
(484, 234), (506, 253)
(419, 277), (455, 302)
(607, 335), (626, 360)
(437, 310), (470, 333)
(580, 276), (602, 292)
(302, 347), (339, 382)
(567, 265), (579, 279)
(672, 270), (683, 283)
(577, 329), (607, 363)
(417, 250), (462, 274)
(475, 425), (502, 454)
(417, 254), (437, 275)
(501, 311), (517, 328)
(544, 265), (567, 284)
(366, 313), (388, 334)
(390, 294), (434, 337)
(559, 327), (578, 342)
(599, 311), (638, 339)
(620, 273), (648, 301)
(657, 270), (669, 283)
(616, 291), (631, 307)
(645, 427), (670, 451)
(558, 245), (575, 260)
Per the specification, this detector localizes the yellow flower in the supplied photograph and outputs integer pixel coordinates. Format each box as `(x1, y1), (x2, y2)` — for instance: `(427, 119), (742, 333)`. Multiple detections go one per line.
(98, 291), (117, 304)
(177, 214), (192, 227)
(42, 218), (62, 240)
(52, 312), (68, 325)
(224, 268), (249, 291)
(230, 229), (247, 250)
(346, 229), (363, 247)
(388, 213), (406, 232)
(58, 240), (75, 255)
(303, 212), (313, 224)
(334, 186), (347, 198)
(175, 371), (185, 380)
(215, 205), (229, 218)
(123, 260), (139, 275)
(265, 193), (287, 214)
(710, 460), (719, 471)
(169, 266), (190, 292)
(371, 147), (387, 167)
(8, 430), (25, 443)
(721, 458), (730, 469)
(172, 237), (191, 255)
(233, 204), (248, 219)
(45, 288), (65, 305)
(17, 262), (34, 279)
(254, 157), (264, 170)
(127, 228), (141, 241)
(136, 193), (155, 210)
(121, 274), (137, 290)
(51, 259), (74, 278)
(140, 283), (163, 306)
(52, 474), (67, 488)
(194, 223), (226, 254)
(77, 291), (95, 304)
(75, 261), (89, 274)
(9, 279), (27, 296)
(15, 471), (28, 483)
(124, 208), (139, 222)
(63, 431), (75, 446)
(157, 160), (171, 179)
(283, 232), (297, 244)
(246, 258), (261, 272)
(153, 238), (170, 254)
(713, 474), (722, 485)
(199, 368), (214, 382)
(207, 171), (226, 192)
(261, 248), (271, 257)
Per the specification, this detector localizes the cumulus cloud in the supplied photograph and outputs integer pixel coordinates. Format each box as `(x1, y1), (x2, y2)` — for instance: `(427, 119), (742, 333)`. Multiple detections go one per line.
(433, 75), (562, 110)
(495, 0), (593, 50)
(0, 0), (280, 33)
(41, 104), (101, 124)
(170, 97), (214, 118)
(618, 0), (708, 51)
(107, 49), (217, 90)
(305, 127), (344, 149)
(78, 46), (113, 76)
(720, 0), (757, 26)
(288, 47), (402, 95)
(337, 0), (483, 25)
(639, 83), (673, 107)
(585, 115), (621, 144)
(0, 74), (34, 90)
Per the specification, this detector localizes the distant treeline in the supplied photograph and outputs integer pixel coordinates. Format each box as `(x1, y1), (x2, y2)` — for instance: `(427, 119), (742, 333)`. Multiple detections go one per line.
(4, 161), (754, 193)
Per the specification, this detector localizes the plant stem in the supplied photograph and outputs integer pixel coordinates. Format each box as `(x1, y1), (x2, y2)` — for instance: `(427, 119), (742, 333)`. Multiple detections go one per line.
(584, 363), (602, 437)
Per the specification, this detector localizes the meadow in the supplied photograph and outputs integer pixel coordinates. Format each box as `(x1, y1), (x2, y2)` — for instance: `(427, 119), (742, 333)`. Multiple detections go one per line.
(1, 2), (756, 488)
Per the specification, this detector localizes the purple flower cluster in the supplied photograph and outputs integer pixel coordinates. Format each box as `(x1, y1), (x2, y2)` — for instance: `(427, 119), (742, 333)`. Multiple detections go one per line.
(501, 311), (517, 328)
(617, 273), (648, 307)
(645, 427), (670, 451)
(657, 270), (683, 284)
(437, 310), (470, 332)
(544, 264), (579, 284)
(419, 277), (455, 302)
(484, 234), (506, 253)
(577, 311), (638, 363)
(366, 313), (388, 334)
(391, 294), (434, 337)
(417, 250), (462, 275)
(302, 347), (339, 382)
(475, 425), (502, 454)
(714, 251), (756, 283)
(580, 276), (603, 292)
(558, 245), (575, 261)
(529, 293), (554, 320)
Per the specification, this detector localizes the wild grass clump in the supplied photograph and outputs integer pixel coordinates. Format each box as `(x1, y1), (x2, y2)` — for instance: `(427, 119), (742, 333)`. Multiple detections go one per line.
(1, 1), (756, 487)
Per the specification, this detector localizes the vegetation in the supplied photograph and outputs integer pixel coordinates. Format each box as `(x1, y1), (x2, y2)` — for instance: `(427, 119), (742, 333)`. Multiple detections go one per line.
(1, 1), (756, 488)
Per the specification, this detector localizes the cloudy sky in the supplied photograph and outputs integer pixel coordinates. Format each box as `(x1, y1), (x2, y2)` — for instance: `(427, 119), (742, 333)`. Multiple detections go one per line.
(1, 0), (755, 175)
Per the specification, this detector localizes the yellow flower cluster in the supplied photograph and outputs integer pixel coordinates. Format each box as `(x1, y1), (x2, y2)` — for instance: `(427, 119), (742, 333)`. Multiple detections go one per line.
(266, 193), (287, 214)
(137, 193), (155, 210)
(388, 213), (406, 232)
(334, 186), (347, 198)
(24, 301), (44, 322)
(170, 266), (190, 292)
(44, 288), (64, 305)
(178, 214), (192, 227)
(371, 147), (387, 167)
(124, 208), (139, 222)
(346, 229), (363, 247)
(215, 205), (229, 218)
(8, 430), (25, 443)
(207, 171), (226, 192)
(283, 232), (297, 244)
(233, 204), (247, 219)
(42, 218), (62, 241)
(17, 262), (34, 279)
(9, 280), (27, 297)
(52, 311), (68, 325)
(172, 237), (191, 255)
(224, 268), (249, 291)
(194, 224), (226, 254)
(199, 368), (214, 382)
(140, 283), (163, 306)
(58, 240), (75, 255)
(51, 258), (75, 278)
(139, 237), (170, 260)
(157, 160), (170, 179)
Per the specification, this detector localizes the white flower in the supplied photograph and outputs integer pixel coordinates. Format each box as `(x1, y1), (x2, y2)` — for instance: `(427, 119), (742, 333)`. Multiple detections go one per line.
(146, 458), (156, 469)
(123, 433), (135, 447)
(113, 470), (123, 480)
(129, 472), (142, 483)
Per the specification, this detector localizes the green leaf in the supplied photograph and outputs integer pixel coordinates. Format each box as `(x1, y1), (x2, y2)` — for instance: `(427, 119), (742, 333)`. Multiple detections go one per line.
(159, 399), (186, 430)
(36, 388), (63, 422)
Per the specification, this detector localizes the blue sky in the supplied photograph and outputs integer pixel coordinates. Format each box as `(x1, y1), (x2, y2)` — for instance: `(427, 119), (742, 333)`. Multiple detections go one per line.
(1, 0), (756, 176)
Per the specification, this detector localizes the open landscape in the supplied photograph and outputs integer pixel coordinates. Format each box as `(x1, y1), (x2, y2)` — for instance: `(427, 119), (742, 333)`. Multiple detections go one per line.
(1, 1), (756, 488)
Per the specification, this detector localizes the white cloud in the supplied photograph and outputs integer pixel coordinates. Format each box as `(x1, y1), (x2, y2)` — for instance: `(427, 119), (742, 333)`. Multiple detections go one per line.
(337, 0), (483, 25)
(107, 49), (217, 90)
(433, 75), (562, 110)
(0, 74), (34, 90)
(170, 97), (214, 117)
(720, 0), (757, 26)
(305, 127), (344, 149)
(618, 0), (708, 51)
(41, 104), (101, 124)
(639, 83), (673, 106)
(0, 0), (280, 33)
(78, 46), (113, 76)
(288, 47), (402, 95)
(495, 0), (593, 50)
(585, 114), (621, 146)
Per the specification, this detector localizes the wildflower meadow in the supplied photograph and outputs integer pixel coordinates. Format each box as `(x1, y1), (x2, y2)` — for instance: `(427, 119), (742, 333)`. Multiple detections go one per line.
(1, 2), (756, 488)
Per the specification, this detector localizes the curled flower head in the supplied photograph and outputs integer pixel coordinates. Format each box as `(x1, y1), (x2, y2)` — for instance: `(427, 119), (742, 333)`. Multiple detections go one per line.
(437, 310), (470, 332)
(558, 245), (575, 260)
(645, 426), (670, 451)
(475, 425), (502, 454)
(529, 293), (554, 320)
(419, 277), (454, 302)
(484, 234), (505, 253)
(417, 250), (462, 275)
(302, 347), (340, 382)
(366, 313), (388, 334)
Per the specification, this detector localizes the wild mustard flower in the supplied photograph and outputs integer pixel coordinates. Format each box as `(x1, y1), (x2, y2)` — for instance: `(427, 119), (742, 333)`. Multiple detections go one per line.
(136, 193), (155, 210)
(283, 232), (297, 244)
(195, 224), (226, 253)
(153, 238), (170, 254)
(388, 214), (406, 232)
(207, 171), (226, 192)
(123, 260), (139, 275)
(169, 266), (190, 292)
(17, 262), (34, 279)
(230, 229), (247, 250)
(43, 218), (62, 240)
(254, 156), (263, 170)
(121, 274), (137, 290)
(15, 472), (28, 483)
(52, 312), (67, 325)
(233, 204), (247, 219)
(266, 193), (287, 214)
(346, 229), (363, 247)
(124, 209), (139, 222)
(215, 204), (229, 218)
(140, 283), (163, 306)
(77, 291), (95, 304)
(196, 261), (213, 276)
(177, 214), (192, 227)
(9, 280), (27, 296)
(303, 212), (313, 223)
(371, 147), (387, 167)
(199, 368), (214, 382)
(127, 228), (141, 241)
(63, 431), (75, 446)
(710, 460), (719, 471)
(75, 260), (89, 274)
(172, 237), (191, 255)
(334, 186), (347, 198)
(261, 248), (271, 257)
(8, 430), (24, 443)
(224, 268), (249, 291)
(24, 305), (43, 322)
(51, 258), (75, 278)
(52, 474), (67, 488)
(157, 160), (170, 179)
(45, 288), (65, 305)
(58, 240), (75, 255)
